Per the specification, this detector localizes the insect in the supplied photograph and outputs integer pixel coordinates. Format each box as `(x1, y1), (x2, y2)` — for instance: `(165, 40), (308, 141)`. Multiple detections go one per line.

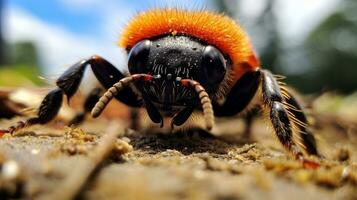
(1, 8), (319, 165)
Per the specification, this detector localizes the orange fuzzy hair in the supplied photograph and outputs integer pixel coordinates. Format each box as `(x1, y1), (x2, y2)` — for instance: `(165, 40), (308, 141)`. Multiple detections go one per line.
(119, 9), (260, 79)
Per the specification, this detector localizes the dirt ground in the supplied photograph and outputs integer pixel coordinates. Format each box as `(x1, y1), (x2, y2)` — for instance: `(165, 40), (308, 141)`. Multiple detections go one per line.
(0, 92), (356, 200)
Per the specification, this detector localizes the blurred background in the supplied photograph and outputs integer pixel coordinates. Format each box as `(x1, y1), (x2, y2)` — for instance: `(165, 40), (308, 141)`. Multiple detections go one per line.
(0, 0), (356, 94)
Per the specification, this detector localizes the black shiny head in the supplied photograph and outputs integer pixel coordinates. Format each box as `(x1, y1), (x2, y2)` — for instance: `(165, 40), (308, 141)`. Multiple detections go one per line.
(127, 35), (227, 113)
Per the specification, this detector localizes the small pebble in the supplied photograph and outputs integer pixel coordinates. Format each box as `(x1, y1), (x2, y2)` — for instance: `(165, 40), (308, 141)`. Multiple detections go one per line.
(2, 160), (20, 180)
(31, 149), (40, 155)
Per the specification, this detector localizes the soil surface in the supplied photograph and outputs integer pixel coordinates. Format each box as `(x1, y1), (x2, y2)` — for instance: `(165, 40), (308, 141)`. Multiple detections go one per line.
(0, 92), (356, 200)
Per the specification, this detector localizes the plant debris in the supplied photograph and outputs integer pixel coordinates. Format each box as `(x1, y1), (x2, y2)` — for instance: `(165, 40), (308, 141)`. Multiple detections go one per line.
(0, 92), (355, 199)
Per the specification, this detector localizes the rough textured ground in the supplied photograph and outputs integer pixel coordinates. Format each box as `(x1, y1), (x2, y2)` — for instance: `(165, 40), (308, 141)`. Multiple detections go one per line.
(0, 92), (356, 200)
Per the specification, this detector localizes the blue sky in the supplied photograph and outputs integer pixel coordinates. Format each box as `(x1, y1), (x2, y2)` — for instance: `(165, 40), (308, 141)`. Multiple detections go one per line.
(7, 0), (213, 39)
(3, 0), (340, 77)
(8, 1), (101, 35)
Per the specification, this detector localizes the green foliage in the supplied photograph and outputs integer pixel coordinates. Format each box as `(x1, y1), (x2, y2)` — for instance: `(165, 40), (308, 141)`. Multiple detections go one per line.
(0, 40), (44, 86)
(303, 1), (357, 93)
(10, 42), (39, 67)
(0, 65), (44, 86)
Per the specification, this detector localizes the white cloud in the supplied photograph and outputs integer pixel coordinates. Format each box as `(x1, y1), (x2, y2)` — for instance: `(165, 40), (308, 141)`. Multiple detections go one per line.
(276, 0), (341, 43)
(3, 6), (127, 78)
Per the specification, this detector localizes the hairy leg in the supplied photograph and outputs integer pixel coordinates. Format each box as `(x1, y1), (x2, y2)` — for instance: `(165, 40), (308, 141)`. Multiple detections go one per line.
(2, 56), (142, 134)
(261, 69), (319, 168)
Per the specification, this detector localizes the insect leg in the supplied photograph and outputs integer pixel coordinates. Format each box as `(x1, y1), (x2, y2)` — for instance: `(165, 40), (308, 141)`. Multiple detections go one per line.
(68, 87), (103, 125)
(213, 71), (261, 117)
(261, 70), (298, 152)
(57, 55), (141, 107)
(281, 89), (319, 155)
(242, 110), (257, 139)
(261, 69), (319, 168)
(4, 88), (63, 134)
(212, 71), (260, 137)
(2, 56), (142, 134)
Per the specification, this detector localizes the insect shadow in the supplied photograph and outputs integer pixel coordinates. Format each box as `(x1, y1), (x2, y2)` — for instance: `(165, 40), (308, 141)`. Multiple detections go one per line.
(126, 129), (249, 155)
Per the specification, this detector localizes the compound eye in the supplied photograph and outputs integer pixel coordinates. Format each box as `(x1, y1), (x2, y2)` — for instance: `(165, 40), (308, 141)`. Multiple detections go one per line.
(128, 40), (151, 74)
(199, 45), (226, 88)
